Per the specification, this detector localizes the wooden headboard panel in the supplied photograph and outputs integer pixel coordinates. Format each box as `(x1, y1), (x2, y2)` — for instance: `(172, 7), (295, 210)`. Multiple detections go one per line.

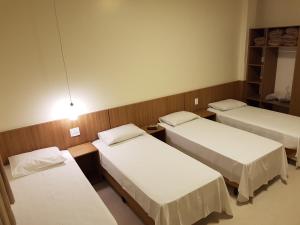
(0, 80), (244, 163)
(109, 93), (185, 128)
(184, 81), (244, 112)
(0, 110), (110, 163)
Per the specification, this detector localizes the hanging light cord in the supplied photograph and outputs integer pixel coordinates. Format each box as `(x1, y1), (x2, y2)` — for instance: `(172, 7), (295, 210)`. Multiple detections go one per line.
(53, 0), (73, 105)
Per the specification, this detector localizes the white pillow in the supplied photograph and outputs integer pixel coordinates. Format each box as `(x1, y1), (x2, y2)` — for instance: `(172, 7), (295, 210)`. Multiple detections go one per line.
(208, 99), (247, 111)
(8, 147), (66, 178)
(159, 111), (199, 127)
(98, 123), (145, 146)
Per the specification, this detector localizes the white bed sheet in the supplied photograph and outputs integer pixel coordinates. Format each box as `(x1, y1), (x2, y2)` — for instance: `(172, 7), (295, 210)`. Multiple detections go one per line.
(5, 150), (117, 225)
(159, 118), (288, 202)
(93, 134), (232, 225)
(208, 106), (300, 167)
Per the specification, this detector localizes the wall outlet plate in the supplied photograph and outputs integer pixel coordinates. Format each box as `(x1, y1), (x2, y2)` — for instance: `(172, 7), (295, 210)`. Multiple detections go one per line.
(70, 127), (80, 137)
(194, 98), (199, 105)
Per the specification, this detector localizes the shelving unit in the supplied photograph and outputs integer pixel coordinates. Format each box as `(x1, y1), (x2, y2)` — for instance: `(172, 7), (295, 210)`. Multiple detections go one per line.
(245, 26), (300, 115)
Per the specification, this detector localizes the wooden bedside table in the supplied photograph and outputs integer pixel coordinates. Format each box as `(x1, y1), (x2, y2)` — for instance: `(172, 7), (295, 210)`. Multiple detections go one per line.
(194, 109), (216, 121)
(141, 125), (166, 142)
(68, 143), (102, 184)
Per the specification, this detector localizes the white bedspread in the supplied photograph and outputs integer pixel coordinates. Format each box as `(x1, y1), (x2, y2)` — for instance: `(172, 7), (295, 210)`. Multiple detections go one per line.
(159, 118), (288, 202)
(93, 134), (232, 225)
(5, 151), (117, 225)
(208, 106), (300, 167)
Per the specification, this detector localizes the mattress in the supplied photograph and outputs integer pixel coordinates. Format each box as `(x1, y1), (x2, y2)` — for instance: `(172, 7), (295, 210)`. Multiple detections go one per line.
(208, 106), (300, 167)
(92, 134), (232, 225)
(159, 118), (288, 203)
(5, 150), (117, 225)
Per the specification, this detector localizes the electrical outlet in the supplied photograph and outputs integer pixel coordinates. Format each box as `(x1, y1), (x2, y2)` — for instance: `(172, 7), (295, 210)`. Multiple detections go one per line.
(194, 98), (199, 105)
(70, 127), (80, 137)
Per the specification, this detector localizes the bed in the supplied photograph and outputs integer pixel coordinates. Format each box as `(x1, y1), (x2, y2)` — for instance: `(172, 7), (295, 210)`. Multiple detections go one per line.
(207, 100), (300, 167)
(5, 150), (117, 225)
(92, 126), (232, 225)
(159, 112), (288, 203)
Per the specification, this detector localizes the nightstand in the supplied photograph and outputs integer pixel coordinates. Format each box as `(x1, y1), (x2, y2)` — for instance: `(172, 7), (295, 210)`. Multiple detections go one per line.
(141, 125), (166, 142)
(194, 109), (216, 121)
(68, 143), (102, 184)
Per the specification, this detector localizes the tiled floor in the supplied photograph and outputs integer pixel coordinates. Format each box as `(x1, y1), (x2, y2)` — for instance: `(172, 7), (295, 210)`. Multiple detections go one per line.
(94, 182), (144, 225)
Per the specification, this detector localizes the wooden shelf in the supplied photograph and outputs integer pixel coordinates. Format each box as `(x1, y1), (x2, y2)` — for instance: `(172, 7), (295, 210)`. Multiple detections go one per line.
(249, 45), (266, 48)
(262, 100), (290, 108)
(246, 96), (261, 102)
(267, 45), (298, 48)
(249, 28), (266, 46)
(246, 26), (300, 115)
(248, 47), (264, 65)
(248, 64), (264, 67)
(247, 81), (261, 85)
(249, 46), (265, 48)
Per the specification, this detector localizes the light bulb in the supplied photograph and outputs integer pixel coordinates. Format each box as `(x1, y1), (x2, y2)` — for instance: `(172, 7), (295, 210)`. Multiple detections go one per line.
(52, 98), (87, 121)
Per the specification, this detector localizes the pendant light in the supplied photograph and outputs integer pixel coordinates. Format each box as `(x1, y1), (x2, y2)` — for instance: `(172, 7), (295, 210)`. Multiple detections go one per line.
(53, 0), (78, 120)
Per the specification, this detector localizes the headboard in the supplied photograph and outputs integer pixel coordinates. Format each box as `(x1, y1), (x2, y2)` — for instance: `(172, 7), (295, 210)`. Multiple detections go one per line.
(109, 93), (185, 128)
(184, 81), (244, 112)
(0, 80), (244, 163)
(0, 110), (110, 163)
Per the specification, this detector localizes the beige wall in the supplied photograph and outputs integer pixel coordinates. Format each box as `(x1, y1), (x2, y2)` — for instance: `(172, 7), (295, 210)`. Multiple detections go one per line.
(0, 0), (245, 132)
(236, 0), (257, 80)
(256, 0), (300, 27)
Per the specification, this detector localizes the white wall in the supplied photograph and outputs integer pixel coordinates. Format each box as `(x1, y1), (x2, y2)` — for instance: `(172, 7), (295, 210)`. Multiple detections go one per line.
(0, 0), (246, 131)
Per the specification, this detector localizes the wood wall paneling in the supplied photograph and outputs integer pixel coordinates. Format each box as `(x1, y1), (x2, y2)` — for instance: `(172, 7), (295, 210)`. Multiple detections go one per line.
(184, 81), (243, 112)
(0, 110), (110, 163)
(0, 81), (244, 162)
(109, 94), (185, 128)
(68, 110), (111, 146)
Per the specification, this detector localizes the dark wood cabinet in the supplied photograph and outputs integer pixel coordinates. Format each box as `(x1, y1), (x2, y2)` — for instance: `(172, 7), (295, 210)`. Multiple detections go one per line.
(245, 26), (300, 116)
